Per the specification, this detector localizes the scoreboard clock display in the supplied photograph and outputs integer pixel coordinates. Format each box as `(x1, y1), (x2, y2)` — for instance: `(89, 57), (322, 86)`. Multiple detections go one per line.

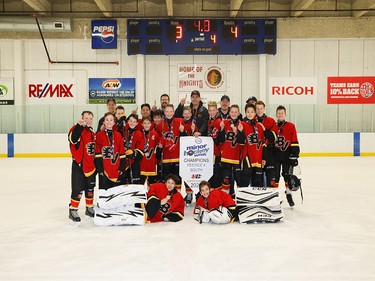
(127, 18), (276, 55)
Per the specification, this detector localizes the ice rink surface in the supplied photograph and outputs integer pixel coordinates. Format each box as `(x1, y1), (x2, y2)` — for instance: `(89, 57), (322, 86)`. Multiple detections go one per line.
(0, 157), (374, 281)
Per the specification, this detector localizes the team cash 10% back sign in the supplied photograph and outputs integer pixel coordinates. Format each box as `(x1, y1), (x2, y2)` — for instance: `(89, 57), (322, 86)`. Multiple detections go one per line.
(179, 136), (214, 194)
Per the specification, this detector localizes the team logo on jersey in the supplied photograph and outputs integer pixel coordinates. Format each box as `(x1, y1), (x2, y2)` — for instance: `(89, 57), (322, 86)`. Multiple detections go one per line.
(360, 82), (374, 98)
(86, 142), (95, 156)
(275, 136), (290, 151)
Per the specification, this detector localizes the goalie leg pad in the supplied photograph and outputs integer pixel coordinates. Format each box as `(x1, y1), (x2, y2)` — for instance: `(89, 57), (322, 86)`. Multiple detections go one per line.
(97, 184), (147, 209)
(94, 205), (145, 226)
(208, 207), (232, 224)
(235, 187), (281, 206)
(238, 205), (283, 224)
(194, 206), (210, 224)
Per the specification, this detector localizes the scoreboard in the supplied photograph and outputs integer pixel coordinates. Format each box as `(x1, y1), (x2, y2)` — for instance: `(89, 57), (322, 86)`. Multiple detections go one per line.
(127, 18), (277, 55)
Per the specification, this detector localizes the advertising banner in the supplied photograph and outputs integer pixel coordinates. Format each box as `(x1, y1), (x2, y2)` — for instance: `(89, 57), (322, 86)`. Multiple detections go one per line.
(268, 77), (317, 104)
(177, 64), (226, 92)
(179, 136), (214, 194)
(327, 76), (375, 104)
(26, 78), (76, 105)
(0, 78), (14, 105)
(89, 78), (136, 104)
(91, 20), (117, 49)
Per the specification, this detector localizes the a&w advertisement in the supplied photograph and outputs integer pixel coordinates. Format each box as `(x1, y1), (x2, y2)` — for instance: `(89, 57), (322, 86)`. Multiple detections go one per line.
(27, 78), (76, 105)
(179, 136), (213, 194)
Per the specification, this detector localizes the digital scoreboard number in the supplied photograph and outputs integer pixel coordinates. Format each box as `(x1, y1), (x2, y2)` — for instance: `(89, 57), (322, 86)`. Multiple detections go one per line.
(127, 18), (276, 55)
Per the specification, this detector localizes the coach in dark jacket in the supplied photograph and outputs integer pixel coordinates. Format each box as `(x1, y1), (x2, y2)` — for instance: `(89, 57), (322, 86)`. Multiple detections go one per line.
(175, 90), (209, 136)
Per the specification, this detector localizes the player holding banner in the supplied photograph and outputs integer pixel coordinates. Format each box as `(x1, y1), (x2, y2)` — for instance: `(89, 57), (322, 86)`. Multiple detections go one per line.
(68, 111), (96, 225)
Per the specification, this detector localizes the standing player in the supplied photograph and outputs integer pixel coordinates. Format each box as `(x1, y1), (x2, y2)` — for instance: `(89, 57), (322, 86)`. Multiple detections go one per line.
(122, 114), (144, 184)
(217, 104), (243, 194)
(256, 101), (277, 187)
(238, 104), (268, 187)
(140, 116), (161, 184)
(145, 174), (185, 223)
(156, 104), (184, 188)
(271, 105), (300, 207)
(194, 181), (236, 224)
(95, 113), (126, 190)
(181, 106), (199, 136)
(96, 97), (116, 132)
(207, 101), (222, 189)
(68, 111), (96, 225)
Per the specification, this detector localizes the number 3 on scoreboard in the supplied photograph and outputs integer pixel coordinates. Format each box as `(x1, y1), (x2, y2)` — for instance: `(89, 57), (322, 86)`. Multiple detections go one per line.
(176, 25), (183, 39)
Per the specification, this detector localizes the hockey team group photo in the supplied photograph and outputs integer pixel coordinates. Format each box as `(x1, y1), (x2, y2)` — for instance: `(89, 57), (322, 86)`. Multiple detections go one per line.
(68, 91), (302, 226)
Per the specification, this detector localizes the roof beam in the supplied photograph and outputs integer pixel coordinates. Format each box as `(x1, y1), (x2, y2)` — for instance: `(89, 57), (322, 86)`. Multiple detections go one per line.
(166, 0), (173, 17)
(23, 0), (51, 14)
(352, 0), (375, 17)
(93, 0), (113, 17)
(291, 0), (316, 17)
(230, 0), (243, 17)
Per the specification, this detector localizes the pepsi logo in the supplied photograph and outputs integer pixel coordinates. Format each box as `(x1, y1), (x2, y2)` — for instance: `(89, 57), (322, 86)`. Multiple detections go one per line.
(92, 25), (115, 44)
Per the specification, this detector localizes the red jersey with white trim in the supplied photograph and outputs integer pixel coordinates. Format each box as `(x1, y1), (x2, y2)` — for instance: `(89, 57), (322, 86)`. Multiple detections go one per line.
(95, 130), (126, 182)
(220, 119), (243, 164)
(140, 130), (160, 176)
(271, 121), (299, 152)
(68, 125), (96, 177)
(194, 189), (235, 211)
(207, 116), (222, 157)
(241, 119), (266, 168)
(147, 183), (185, 223)
(156, 117), (183, 163)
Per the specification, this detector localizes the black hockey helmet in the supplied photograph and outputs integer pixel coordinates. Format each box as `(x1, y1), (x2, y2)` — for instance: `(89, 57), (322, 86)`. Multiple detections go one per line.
(288, 175), (301, 191)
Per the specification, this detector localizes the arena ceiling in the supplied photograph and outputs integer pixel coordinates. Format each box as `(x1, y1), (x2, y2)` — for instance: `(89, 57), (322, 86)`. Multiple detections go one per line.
(1, 0), (375, 18)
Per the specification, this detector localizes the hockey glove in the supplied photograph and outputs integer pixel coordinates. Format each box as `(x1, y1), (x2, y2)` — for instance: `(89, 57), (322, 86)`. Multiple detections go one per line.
(288, 155), (299, 167)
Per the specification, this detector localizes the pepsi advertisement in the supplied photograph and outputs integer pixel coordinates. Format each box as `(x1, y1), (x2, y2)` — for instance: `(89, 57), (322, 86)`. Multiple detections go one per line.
(91, 20), (117, 49)
(89, 78), (136, 104)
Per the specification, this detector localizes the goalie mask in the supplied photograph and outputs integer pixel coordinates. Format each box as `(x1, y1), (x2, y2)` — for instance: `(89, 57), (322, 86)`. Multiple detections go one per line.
(288, 175), (301, 191)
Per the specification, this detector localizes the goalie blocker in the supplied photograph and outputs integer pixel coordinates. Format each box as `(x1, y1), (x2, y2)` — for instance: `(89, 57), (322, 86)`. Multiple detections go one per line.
(235, 186), (283, 224)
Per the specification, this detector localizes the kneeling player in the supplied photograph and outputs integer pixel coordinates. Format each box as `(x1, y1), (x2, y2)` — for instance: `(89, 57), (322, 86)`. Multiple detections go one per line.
(194, 181), (237, 224)
(146, 174), (185, 223)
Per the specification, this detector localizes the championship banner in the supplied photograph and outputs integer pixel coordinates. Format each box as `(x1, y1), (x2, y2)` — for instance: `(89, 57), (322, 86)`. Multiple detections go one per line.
(0, 78), (14, 105)
(179, 136), (214, 194)
(177, 64), (226, 92)
(327, 76), (375, 104)
(91, 20), (117, 49)
(89, 78), (136, 104)
(268, 77), (317, 104)
(26, 78), (76, 105)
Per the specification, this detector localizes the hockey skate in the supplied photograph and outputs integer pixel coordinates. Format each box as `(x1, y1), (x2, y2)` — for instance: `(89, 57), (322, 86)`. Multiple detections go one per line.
(286, 193), (295, 207)
(85, 206), (95, 219)
(69, 208), (81, 225)
(184, 193), (193, 206)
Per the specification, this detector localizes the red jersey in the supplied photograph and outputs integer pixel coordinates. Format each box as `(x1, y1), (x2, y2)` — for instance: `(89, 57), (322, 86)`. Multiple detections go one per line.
(140, 130), (160, 176)
(220, 119), (243, 164)
(194, 189), (235, 212)
(257, 114), (276, 130)
(271, 121), (299, 153)
(95, 130), (126, 182)
(156, 117), (184, 163)
(68, 125), (96, 177)
(182, 118), (198, 136)
(146, 183), (185, 223)
(241, 119), (266, 168)
(207, 116), (222, 157)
